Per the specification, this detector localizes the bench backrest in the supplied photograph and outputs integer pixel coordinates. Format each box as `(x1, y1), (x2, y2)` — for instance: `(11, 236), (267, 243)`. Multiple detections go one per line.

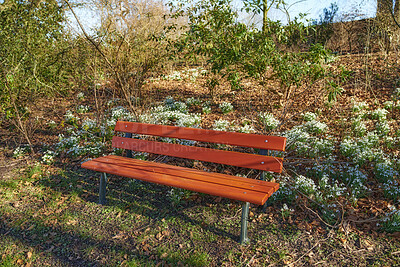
(112, 121), (286, 173)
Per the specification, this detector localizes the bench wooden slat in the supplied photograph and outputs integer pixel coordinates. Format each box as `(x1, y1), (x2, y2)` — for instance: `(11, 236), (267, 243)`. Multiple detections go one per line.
(105, 155), (279, 189)
(115, 121), (287, 151)
(94, 155), (279, 193)
(112, 136), (284, 173)
(82, 156), (277, 205)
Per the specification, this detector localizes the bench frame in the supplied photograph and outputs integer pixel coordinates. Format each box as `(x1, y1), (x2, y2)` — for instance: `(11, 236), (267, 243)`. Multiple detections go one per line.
(82, 121), (286, 244)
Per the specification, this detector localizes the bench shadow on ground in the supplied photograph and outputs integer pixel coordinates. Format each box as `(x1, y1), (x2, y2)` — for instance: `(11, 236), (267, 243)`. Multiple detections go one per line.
(0, 215), (155, 266)
(17, 167), (243, 265)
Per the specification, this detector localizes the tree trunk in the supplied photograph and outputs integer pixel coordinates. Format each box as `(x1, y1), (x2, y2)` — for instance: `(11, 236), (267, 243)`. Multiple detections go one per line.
(395, 0), (400, 21)
(376, 0), (392, 18)
(262, 0), (268, 33)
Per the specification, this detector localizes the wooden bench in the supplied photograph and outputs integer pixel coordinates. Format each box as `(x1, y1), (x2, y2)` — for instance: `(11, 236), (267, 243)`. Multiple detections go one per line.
(81, 121), (286, 244)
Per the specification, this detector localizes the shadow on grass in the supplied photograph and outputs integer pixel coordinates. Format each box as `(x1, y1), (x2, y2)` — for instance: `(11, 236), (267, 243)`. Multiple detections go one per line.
(0, 166), (243, 265)
(0, 212), (154, 266)
(40, 167), (240, 242)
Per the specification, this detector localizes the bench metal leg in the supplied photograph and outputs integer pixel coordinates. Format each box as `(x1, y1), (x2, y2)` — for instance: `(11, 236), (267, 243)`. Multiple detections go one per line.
(240, 202), (250, 244)
(99, 173), (107, 205)
(125, 133), (133, 158)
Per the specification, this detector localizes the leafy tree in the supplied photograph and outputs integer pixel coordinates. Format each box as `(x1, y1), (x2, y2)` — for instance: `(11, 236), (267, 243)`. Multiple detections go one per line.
(173, 0), (332, 104)
(0, 0), (67, 150)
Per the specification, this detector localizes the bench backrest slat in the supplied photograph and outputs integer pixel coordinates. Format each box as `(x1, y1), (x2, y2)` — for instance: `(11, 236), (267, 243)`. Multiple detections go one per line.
(115, 122), (286, 151)
(112, 136), (284, 172)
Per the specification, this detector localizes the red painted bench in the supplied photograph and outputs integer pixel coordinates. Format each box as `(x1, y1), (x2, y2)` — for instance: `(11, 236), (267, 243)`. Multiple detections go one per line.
(82, 121), (286, 243)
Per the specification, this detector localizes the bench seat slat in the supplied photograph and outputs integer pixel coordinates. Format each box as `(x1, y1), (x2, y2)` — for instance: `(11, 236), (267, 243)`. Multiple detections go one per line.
(105, 155), (279, 189)
(96, 155), (278, 193)
(112, 136), (284, 173)
(82, 156), (278, 205)
(115, 122), (287, 151)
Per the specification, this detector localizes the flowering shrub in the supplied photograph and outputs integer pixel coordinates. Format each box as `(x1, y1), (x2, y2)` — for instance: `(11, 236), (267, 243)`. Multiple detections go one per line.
(219, 101), (234, 114)
(259, 112), (279, 131)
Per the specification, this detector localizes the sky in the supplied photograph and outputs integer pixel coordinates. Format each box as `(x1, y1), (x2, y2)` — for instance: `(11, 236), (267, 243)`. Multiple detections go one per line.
(65, 0), (378, 34)
(232, 0), (377, 25)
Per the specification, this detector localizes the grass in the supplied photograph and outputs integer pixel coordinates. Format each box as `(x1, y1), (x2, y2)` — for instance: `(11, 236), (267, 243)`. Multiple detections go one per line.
(0, 161), (399, 265)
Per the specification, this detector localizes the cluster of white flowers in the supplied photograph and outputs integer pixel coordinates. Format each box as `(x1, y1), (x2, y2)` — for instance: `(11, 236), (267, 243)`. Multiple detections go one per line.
(340, 132), (384, 166)
(76, 105), (90, 114)
(393, 88), (400, 100)
(285, 125), (334, 158)
(219, 101), (234, 114)
(310, 163), (367, 201)
(57, 133), (81, 150)
(259, 112), (279, 131)
(213, 119), (231, 131)
(304, 120), (328, 134)
(64, 110), (79, 124)
(82, 118), (97, 131)
(293, 175), (318, 196)
(336, 164), (368, 200)
(77, 92), (85, 101)
(67, 143), (105, 158)
(162, 68), (204, 82)
(140, 99), (201, 128)
(202, 105), (212, 114)
(234, 124), (255, 134)
(370, 108), (389, 121)
(375, 162), (399, 183)
(281, 203), (294, 213)
(186, 97), (201, 107)
(47, 120), (57, 129)
(302, 112), (318, 121)
(351, 117), (367, 137)
(281, 203), (294, 218)
(382, 180), (400, 201)
(13, 146), (30, 158)
(42, 150), (56, 165)
(352, 101), (368, 113)
(318, 174), (346, 200)
(376, 120), (391, 136)
(381, 206), (400, 232)
(110, 106), (135, 121)
(384, 101), (394, 109)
